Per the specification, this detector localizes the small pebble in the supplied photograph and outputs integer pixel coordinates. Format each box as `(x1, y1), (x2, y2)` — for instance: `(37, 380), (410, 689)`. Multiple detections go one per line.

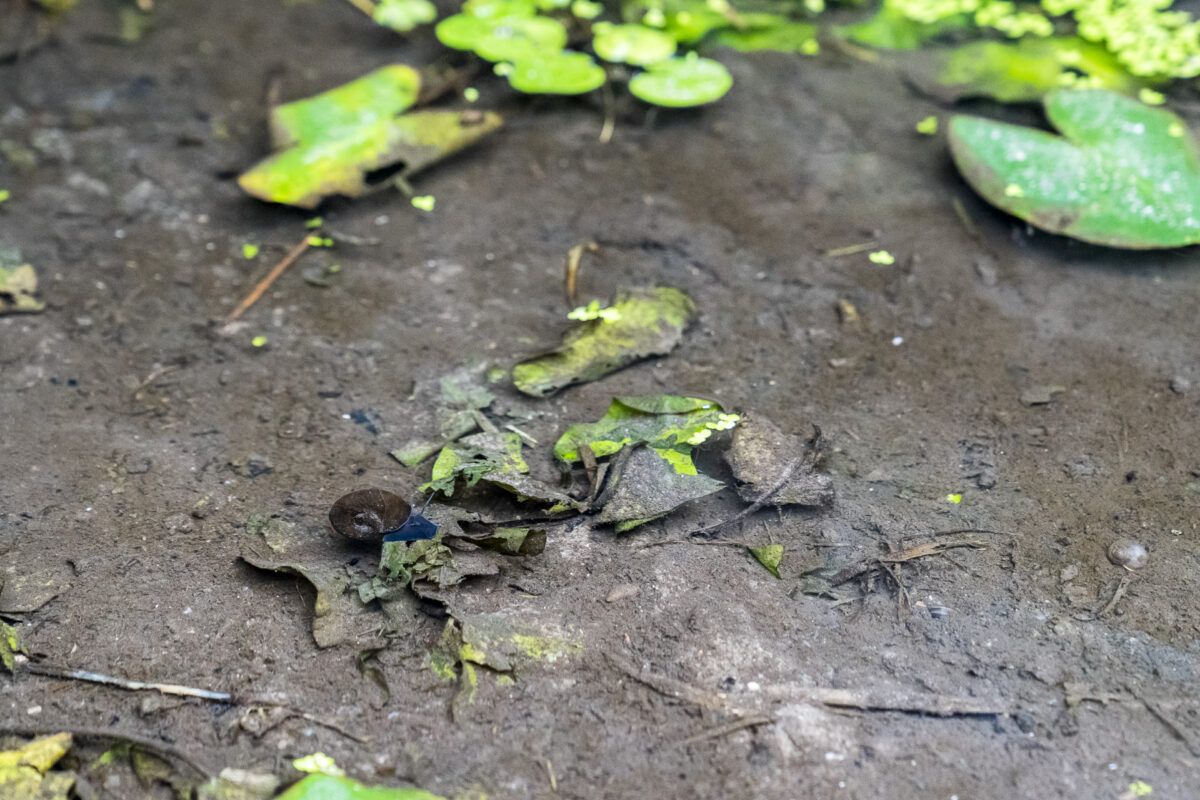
(1170, 375), (1191, 394)
(1107, 539), (1148, 570)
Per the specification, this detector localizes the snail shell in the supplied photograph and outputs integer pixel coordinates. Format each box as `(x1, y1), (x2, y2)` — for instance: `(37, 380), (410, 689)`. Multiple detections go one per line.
(1107, 539), (1148, 570)
(329, 488), (410, 541)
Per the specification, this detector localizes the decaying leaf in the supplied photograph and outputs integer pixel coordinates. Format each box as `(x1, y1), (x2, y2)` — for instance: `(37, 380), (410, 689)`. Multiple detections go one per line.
(238, 65), (502, 208)
(595, 445), (725, 532)
(0, 733), (75, 800)
(196, 768), (281, 800)
(950, 88), (1200, 248)
(275, 774), (445, 800)
(238, 514), (374, 648)
(424, 431), (528, 497)
(724, 412), (832, 507)
(1, 619), (26, 673)
(555, 394), (738, 476)
(0, 244), (45, 314)
(391, 364), (497, 466)
(512, 287), (696, 397)
(906, 38), (1150, 104)
(0, 566), (68, 613)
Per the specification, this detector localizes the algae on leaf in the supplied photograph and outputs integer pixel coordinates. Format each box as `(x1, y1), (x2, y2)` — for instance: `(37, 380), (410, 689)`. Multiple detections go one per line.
(513, 287), (696, 397)
(750, 544), (783, 579)
(239, 65), (502, 208)
(276, 774), (445, 800)
(424, 431), (528, 497)
(1, 619), (26, 673)
(950, 88), (1200, 248)
(391, 364), (498, 467)
(0, 733), (75, 800)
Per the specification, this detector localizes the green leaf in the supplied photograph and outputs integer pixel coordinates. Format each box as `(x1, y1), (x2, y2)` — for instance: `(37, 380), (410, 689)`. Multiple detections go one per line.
(629, 54), (732, 108)
(436, 14), (567, 61)
(592, 23), (676, 66)
(749, 544), (783, 579)
(512, 286), (696, 397)
(908, 38), (1151, 104)
(710, 14), (818, 54)
(276, 774), (446, 800)
(554, 394), (738, 474)
(505, 51), (607, 95)
(949, 88), (1200, 249)
(836, 0), (967, 50)
(373, 0), (437, 32)
(423, 431), (528, 497)
(0, 733), (75, 800)
(1, 619), (26, 673)
(239, 66), (502, 208)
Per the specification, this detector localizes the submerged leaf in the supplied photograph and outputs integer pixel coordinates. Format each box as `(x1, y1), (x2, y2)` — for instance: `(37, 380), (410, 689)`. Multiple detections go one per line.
(750, 544), (783, 579)
(276, 774), (445, 800)
(239, 66), (501, 208)
(908, 38), (1151, 103)
(512, 287), (695, 396)
(949, 88), (1200, 248)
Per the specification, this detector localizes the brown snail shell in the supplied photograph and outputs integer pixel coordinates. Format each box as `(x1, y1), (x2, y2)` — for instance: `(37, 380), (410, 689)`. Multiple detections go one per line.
(1107, 538), (1148, 570)
(329, 488), (410, 542)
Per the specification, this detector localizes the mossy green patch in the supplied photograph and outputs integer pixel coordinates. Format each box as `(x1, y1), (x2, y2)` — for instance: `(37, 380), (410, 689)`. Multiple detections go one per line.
(750, 544), (784, 578)
(1, 619), (25, 673)
(513, 287), (696, 396)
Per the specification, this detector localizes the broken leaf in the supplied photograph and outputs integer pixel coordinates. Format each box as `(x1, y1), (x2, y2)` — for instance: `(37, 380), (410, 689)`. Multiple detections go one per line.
(513, 287), (696, 397)
(724, 412), (832, 506)
(0, 244), (45, 314)
(595, 445), (725, 531)
(906, 38), (1150, 104)
(555, 394), (738, 476)
(391, 364), (496, 466)
(239, 514), (374, 648)
(277, 774), (445, 800)
(423, 431), (528, 497)
(0, 733), (75, 800)
(239, 65), (502, 208)
(949, 88), (1200, 248)
(750, 544), (783, 579)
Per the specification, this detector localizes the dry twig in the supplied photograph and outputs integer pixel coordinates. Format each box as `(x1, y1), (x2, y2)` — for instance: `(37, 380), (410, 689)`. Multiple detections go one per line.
(225, 233), (312, 324)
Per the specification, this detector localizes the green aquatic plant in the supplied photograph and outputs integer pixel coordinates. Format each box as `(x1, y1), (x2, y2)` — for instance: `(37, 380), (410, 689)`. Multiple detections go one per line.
(629, 52), (733, 106)
(592, 22), (678, 65)
(499, 51), (608, 93)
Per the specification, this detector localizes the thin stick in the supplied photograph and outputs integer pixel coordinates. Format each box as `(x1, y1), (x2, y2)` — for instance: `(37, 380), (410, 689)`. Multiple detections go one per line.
(225, 234), (312, 323)
(1, 725), (215, 778)
(19, 662), (365, 743)
(683, 714), (773, 746)
(599, 81), (616, 144)
(824, 241), (876, 257)
(1096, 573), (1133, 618)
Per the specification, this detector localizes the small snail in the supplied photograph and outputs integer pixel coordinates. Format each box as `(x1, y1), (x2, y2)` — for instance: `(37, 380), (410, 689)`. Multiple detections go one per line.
(329, 488), (438, 543)
(1106, 538), (1148, 570)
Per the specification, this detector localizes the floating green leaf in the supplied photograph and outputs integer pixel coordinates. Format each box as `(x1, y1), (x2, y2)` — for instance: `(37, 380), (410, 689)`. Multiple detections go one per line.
(373, 0), (437, 32)
(513, 287), (695, 396)
(436, 14), (567, 61)
(949, 88), (1200, 249)
(836, 0), (967, 50)
(629, 54), (732, 107)
(592, 22), (676, 66)
(239, 66), (502, 208)
(635, 0), (729, 44)
(749, 544), (783, 579)
(276, 774), (445, 800)
(504, 51), (607, 95)
(907, 38), (1151, 103)
(711, 14), (818, 54)
(555, 394), (738, 475)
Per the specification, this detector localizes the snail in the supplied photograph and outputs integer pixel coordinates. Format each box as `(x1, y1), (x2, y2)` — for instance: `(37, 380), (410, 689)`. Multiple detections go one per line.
(1106, 538), (1148, 570)
(328, 488), (438, 543)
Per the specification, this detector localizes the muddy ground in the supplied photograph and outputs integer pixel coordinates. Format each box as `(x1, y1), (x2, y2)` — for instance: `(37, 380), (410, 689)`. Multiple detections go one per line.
(2, 1), (1200, 798)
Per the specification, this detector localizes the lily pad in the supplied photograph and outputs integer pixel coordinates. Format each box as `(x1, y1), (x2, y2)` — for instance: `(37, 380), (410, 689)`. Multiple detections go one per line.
(372, 0), (437, 32)
(949, 88), (1200, 249)
(710, 14), (818, 54)
(0, 733), (75, 800)
(239, 65), (502, 208)
(638, 0), (729, 45)
(555, 394), (738, 475)
(276, 774), (445, 800)
(504, 51), (608, 95)
(592, 23), (676, 66)
(907, 38), (1150, 103)
(436, 14), (567, 61)
(594, 445), (725, 531)
(0, 244), (45, 314)
(629, 53), (732, 107)
(512, 287), (695, 397)
(724, 412), (832, 506)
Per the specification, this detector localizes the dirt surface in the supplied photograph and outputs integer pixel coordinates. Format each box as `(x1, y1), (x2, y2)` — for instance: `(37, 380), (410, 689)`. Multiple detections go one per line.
(3, 2), (1200, 798)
